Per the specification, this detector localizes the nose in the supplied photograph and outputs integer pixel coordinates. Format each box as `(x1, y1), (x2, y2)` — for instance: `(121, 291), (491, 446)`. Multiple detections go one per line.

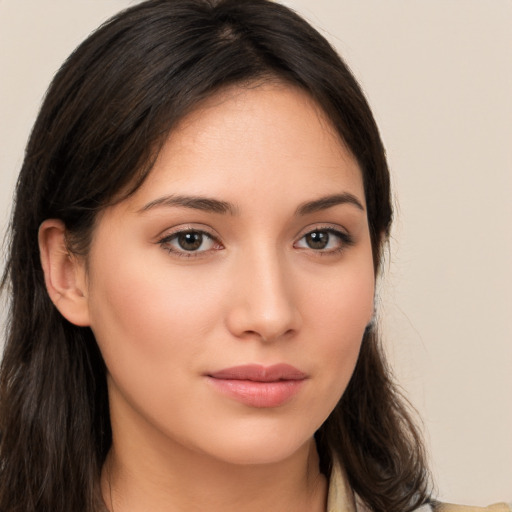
(225, 250), (302, 343)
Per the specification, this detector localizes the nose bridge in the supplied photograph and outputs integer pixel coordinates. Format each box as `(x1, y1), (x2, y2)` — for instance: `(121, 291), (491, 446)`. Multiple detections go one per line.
(227, 241), (300, 341)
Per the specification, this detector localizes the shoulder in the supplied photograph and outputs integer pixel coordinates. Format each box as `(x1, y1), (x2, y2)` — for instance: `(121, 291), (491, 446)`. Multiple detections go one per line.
(328, 458), (511, 512)
(355, 501), (512, 512)
(429, 502), (512, 512)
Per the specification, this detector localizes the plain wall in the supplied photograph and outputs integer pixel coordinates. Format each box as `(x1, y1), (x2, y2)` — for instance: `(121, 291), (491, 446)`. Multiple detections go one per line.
(1, 0), (511, 505)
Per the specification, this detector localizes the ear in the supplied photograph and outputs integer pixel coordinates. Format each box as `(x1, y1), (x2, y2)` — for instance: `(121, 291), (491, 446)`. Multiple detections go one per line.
(38, 219), (90, 326)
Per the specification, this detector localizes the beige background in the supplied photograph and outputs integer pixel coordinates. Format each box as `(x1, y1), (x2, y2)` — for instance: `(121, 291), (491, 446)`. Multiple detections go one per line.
(1, 0), (510, 505)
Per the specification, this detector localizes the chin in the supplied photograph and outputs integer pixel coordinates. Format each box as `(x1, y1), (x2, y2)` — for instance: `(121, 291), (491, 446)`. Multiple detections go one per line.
(191, 425), (316, 467)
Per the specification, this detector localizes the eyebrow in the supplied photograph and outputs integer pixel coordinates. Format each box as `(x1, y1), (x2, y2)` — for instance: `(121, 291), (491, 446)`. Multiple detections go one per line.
(139, 192), (364, 216)
(139, 194), (238, 215)
(296, 193), (365, 215)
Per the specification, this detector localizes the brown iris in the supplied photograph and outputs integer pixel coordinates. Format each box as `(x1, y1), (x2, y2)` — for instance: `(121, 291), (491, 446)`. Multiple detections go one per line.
(304, 231), (329, 249)
(177, 231), (203, 251)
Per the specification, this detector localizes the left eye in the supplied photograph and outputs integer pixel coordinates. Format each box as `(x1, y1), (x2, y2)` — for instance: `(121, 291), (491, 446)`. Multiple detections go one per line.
(295, 229), (348, 251)
(160, 230), (218, 254)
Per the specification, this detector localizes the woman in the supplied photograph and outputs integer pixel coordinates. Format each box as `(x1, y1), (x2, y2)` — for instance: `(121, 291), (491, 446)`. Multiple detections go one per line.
(0, 1), (509, 511)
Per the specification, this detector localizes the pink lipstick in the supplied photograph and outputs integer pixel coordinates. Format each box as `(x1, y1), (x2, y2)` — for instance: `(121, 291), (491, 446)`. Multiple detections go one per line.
(206, 364), (307, 408)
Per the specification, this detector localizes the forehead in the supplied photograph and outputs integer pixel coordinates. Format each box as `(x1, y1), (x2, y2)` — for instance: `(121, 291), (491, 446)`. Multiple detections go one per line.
(123, 83), (365, 212)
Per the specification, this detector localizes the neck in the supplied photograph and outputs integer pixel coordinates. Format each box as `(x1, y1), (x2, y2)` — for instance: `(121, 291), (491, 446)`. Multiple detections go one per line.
(101, 435), (327, 512)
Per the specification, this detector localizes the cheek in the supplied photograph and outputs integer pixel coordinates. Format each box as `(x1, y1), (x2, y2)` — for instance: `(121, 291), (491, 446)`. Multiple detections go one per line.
(303, 259), (375, 406)
(85, 246), (224, 372)
(306, 256), (375, 336)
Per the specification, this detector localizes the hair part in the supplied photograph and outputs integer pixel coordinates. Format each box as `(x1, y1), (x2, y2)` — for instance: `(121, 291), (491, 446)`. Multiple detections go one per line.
(1, 1), (429, 511)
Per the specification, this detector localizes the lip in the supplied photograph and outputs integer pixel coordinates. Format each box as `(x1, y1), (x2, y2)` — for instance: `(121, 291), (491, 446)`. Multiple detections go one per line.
(206, 364), (307, 408)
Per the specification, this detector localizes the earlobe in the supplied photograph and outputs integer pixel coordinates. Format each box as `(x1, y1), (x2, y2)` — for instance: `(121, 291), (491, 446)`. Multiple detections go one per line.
(38, 219), (90, 327)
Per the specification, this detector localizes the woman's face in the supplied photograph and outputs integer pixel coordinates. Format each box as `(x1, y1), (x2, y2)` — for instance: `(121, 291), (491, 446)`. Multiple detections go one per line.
(83, 84), (375, 466)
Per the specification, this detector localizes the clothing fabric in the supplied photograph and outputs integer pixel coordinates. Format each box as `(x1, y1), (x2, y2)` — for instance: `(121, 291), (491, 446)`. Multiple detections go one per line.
(327, 460), (512, 512)
(434, 504), (512, 512)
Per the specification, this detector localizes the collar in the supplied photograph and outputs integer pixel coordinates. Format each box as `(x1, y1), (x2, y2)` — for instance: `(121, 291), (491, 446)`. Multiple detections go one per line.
(326, 460), (433, 512)
(326, 458), (357, 512)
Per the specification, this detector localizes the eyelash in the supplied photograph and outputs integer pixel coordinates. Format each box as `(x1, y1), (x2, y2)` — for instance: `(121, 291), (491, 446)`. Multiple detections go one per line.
(157, 226), (354, 258)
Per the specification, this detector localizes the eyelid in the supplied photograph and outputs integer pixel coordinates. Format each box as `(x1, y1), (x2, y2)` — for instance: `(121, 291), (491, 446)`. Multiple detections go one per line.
(157, 223), (218, 239)
(294, 223), (350, 240)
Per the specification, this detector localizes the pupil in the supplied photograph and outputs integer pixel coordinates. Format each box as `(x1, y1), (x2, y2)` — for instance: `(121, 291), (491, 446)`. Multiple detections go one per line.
(306, 231), (328, 249)
(178, 232), (202, 251)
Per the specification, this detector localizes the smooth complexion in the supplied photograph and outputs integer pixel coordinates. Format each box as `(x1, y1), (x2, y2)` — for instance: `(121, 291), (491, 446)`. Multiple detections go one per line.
(40, 84), (375, 512)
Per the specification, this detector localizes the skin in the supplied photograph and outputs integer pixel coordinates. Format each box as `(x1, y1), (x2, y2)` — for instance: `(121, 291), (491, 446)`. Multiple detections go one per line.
(40, 83), (375, 512)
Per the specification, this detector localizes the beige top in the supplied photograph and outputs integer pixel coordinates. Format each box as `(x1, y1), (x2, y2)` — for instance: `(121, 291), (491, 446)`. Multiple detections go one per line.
(326, 460), (511, 512)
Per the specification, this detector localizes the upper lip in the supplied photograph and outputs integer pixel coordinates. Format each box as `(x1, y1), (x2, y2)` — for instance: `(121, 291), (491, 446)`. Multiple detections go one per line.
(207, 364), (307, 382)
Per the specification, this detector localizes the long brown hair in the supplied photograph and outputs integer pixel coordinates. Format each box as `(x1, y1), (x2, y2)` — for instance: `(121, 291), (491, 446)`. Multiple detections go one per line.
(1, 1), (430, 510)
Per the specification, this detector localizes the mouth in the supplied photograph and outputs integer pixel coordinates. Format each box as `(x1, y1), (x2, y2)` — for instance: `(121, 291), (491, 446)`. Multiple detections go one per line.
(206, 364), (307, 408)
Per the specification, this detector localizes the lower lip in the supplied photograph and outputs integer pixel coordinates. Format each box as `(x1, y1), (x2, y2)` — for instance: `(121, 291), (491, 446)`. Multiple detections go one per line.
(207, 377), (305, 408)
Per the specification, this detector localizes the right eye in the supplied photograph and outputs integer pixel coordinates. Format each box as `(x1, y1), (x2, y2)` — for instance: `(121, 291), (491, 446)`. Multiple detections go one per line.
(158, 229), (222, 257)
